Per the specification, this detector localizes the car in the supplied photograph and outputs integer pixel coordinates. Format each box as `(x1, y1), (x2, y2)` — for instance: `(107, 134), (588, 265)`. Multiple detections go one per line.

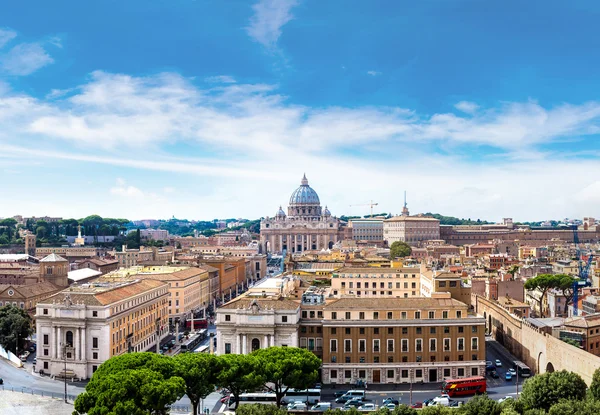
(220, 396), (230, 404)
(335, 396), (352, 403)
(334, 391), (348, 398)
(33, 357), (37, 364)
(343, 399), (363, 408)
(410, 402), (423, 409)
(509, 368), (517, 376)
(358, 404), (376, 411)
(314, 383), (322, 389)
(383, 403), (396, 410)
(449, 400), (464, 407)
(505, 372), (513, 381)
(421, 399), (434, 407)
(287, 402), (307, 411)
(490, 370), (499, 379)
(486, 360), (493, 366)
(382, 398), (400, 406)
(428, 397), (450, 407)
(311, 403), (331, 411)
(498, 396), (514, 404)
(495, 359), (503, 367)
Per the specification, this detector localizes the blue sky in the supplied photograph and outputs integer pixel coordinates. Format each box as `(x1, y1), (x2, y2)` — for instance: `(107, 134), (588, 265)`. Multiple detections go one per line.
(1, 0), (600, 221)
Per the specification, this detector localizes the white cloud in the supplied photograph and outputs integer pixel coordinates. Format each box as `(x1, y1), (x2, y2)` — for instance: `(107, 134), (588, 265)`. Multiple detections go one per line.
(163, 187), (176, 194)
(205, 75), (236, 84)
(0, 28), (17, 48)
(1, 42), (54, 75)
(110, 179), (144, 198)
(455, 101), (479, 114)
(367, 70), (381, 76)
(247, 0), (298, 48)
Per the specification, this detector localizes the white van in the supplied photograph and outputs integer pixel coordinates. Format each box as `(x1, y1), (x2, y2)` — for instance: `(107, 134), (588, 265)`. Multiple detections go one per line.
(428, 397), (450, 407)
(287, 402), (307, 411)
(343, 390), (366, 401)
(311, 402), (331, 411)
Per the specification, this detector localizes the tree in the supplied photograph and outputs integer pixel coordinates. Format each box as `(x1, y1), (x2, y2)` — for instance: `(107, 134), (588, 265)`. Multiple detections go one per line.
(74, 352), (185, 415)
(252, 346), (321, 407)
(0, 305), (32, 354)
(548, 399), (600, 415)
(215, 354), (264, 409)
(390, 241), (412, 259)
(420, 406), (453, 415)
(458, 395), (500, 415)
(555, 274), (577, 315)
(589, 367), (600, 400)
(524, 274), (568, 317)
(388, 405), (417, 415)
(236, 404), (289, 415)
(0, 218), (17, 242)
(520, 370), (587, 412)
(173, 352), (217, 415)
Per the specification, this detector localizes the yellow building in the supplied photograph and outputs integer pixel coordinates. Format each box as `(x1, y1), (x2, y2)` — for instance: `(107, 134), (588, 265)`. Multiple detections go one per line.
(331, 267), (421, 298)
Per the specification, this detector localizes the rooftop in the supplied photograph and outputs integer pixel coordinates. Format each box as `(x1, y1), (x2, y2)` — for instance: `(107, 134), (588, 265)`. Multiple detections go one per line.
(219, 296), (300, 311)
(385, 215), (440, 222)
(323, 297), (466, 310)
(40, 253), (68, 263)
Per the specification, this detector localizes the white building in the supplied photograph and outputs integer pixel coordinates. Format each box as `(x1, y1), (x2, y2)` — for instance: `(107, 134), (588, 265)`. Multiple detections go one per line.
(384, 204), (440, 246)
(35, 279), (169, 380)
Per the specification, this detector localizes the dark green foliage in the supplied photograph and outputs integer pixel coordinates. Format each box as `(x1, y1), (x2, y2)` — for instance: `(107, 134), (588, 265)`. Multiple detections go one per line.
(459, 394), (500, 415)
(173, 353), (218, 415)
(0, 305), (32, 354)
(390, 241), (412, 258)
(423, 213), (491, 226)
(215, 354), (265, 409)
(524, 274), (574, 317)
(420, 405), (453, 415)
(590, 367), (600, 401)
(520, 370), (587, 412)
(391, 405), (418, 415)
(236, 404), (289, 415)
(548, 399), (600, 415)
(252, 346), (321, 407)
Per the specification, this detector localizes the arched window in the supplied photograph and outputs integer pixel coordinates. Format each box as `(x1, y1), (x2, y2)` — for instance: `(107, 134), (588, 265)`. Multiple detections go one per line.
(66, 330), (73, 346)
(251, 338), (261, 352)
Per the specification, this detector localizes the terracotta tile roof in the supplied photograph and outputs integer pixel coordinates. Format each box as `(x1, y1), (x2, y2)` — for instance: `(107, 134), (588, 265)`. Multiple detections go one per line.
(197, 264), (219, 273)
(219, 296), (300, 310)
(323, 297), (466, 310)
(135, 267), (207, 281)
(95, 279), (166, 305)
(564, 313), (600, 329)
(43, 291), (104, 306)
(335, 267), (419, 274)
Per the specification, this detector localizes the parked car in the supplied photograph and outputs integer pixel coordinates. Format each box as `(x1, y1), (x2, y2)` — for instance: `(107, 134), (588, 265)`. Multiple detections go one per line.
(334, 391), (348, 398)
(490, 370), (499, 379)
(383, 403), (396, 410)
(311, 403), (331, 411)
(495, 359), (503, 367)
(505, 372), (513, 381)
(287, 402), (307, 411)
(343, 399), (363, 409)
(498, 396), (514, 404)
(428, 397), (450, 407)
(410, 402), (423, 409)
(220, 396), (230, 404)
(33, 357), (37, 364)
(358, 403), (376, 411)
(335, 396), (352, 403)
(382, 398), (400, 406)
(449, 400), (464, 407)
(509, 368), (517, 376)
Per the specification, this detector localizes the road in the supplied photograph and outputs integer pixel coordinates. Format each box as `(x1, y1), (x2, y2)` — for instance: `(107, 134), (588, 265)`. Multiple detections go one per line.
(1, 333), (524, 412)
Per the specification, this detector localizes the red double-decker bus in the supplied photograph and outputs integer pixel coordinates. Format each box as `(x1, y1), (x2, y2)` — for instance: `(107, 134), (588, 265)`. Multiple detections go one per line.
(442, 376), (486, 397)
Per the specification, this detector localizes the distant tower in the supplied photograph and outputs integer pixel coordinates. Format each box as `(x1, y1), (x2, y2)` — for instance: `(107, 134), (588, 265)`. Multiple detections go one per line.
(39, 253), (69, 287)
(24, 233), (36, 257)
(401, 191), (410, 216)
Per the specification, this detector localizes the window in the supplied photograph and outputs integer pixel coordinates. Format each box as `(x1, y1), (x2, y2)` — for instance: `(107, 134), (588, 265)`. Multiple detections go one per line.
(444, 338), (451, 352)
(458, 338), (465, 351)
(402, 327), (408, 334)
(345, 356), (351, 363)
(225, 343), (231, 354)
(387, 369), (395, 379)
(309, 311), (315, 318)
(374, 312), (379, 320)
(404, 282), (408, 289)
(43, 334), (49, 345)
(344, 370), (352, 379)
(345, 312), (351, 319)
(331, 356), (337, 363)
(416, 327), (422, 335)
(282, 316), (288, 323)
(360, 328), (365, 334)
(43, 308), (48, 315)
(44, 362), (49, 369)
(302, 311), (308, 318)
(444, 368), (451, 377)
(331, 339), (338, 352)
(344, 339), (352, 352)
(471, 337), (478, 350)
(331, 370), (338, 379)
(458, 326), (464, 333)
(429, 311), (435, 319)
(93, 337), (98, 349)
(416, 339), (422, 352)
(225, 315), (231, 322)
(401, 311), (407, 319)
(332, 312), (337, 319)
(93, 352), (98, 359)
(345, 328), (351, 335)
(374, 356), (379, 363)
(331, 328), (337, 334)
(402, 339), (408, 352)
(92, 311), (98, 317)
(430, 338), (437, 352)
(450, 281), (457, 288)
(416, 369), (423, 378)
(44, 349), (48, 356)
(472, 354), (478, 360)
(430, 327), (436, 334)
(415, 311), (421, 319)
(388, 356), (394, 363)
(387, 339), (394, 352)
(457, 310), (462, 318)
(439, 281), (446, 288)
(443, 311), (448, 319)
(374, 328), (380, 335)
(402, 369), (409, 378)
(359, 339), (366, 353)
(402, 356), (408, 362)
(388, 327), (393, 335)
(373, 339), (380, 352)
(459, 355), (464, 361)
(471, 367), (479, 376)
(359, 312), (365, 320)
(301, 326), (307, 333)
(387, 312), (393, 319)
(458, 368), (465, 377)
(472, 326), (478, 333)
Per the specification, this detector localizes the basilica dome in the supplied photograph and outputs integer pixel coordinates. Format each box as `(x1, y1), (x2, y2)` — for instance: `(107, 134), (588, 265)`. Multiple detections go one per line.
(289, 174), (320, 205)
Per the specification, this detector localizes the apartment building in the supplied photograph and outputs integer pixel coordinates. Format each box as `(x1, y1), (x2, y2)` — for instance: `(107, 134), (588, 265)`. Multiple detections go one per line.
(302, 295), (485, 384)
(330, 267), (421, 298)
(420, 269), (472, 306)
(383, 207), (440, 247)
(348, 218), (385, 243)
(36, 279), (169, 380)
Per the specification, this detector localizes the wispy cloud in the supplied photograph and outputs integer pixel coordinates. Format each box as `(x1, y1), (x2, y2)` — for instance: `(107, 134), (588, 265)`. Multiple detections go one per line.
(455, 101), (479, 114)
(0, 28), (17, 48)
(110, 178), (144, 198)
(1, 42), (54, 75)
(247, 0), (299, 49)
(205, 75), (236, 84)
(367, 70), (381, 76)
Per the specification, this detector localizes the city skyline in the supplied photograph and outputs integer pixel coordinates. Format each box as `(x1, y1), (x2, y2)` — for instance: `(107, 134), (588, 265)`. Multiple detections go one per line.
(1, 1), (600, 221)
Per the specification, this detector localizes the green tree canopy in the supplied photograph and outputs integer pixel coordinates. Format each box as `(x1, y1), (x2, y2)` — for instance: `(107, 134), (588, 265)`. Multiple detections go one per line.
(524, 274), (572, 317)
(0, 305), (32, 354)
(390, 241), (412, 258)
(520, 370), (587, 412)
(74, 352), (184, 415)
(173, 352), (218, 415)
(215, 354), (264, 409)
(458, 395), (500, 415)
(251, 346), (322, 407)
(589, 367), (600, 401)
(236, 404), (289, 415)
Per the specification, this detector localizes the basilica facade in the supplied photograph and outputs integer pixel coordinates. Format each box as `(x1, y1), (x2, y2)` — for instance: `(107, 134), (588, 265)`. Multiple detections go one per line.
(260, 175), (344, 253)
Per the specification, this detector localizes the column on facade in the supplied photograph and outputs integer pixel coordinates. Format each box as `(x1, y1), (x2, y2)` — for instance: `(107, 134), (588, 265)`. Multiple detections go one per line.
(279, 235), (283, 253)
(57, 327), (62, 357)
(51, 326), (56, 359)
(236, 333), (241, 354)
(242, 334), (247, 354)
(81, 327), (86, 361)
(264, 334), (268, 349)
(75, 328), (80, 360)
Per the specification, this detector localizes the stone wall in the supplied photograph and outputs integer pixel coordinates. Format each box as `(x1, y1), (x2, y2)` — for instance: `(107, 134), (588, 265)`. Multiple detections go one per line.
(473, 294), (600, 384)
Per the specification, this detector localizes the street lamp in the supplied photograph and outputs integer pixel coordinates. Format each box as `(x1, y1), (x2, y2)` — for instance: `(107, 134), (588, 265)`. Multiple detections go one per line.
(60, 342), (67, 403)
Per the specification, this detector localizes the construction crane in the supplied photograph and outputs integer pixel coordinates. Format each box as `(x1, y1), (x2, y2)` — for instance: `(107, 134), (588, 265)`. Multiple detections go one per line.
(572, 226), (594, 316)
(349, 200), (379, 217)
